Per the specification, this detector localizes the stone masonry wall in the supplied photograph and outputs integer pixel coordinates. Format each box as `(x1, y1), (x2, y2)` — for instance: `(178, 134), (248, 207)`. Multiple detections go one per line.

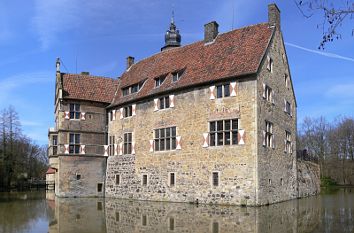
(298, 160), (320, 197)
(256, 28), (298, 205)
(57, 156), (106, 197)
(106, 76), (259, 205)
(53, 99), (108, 197)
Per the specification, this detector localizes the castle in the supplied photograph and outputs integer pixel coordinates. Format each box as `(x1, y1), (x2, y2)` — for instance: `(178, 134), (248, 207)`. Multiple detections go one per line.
(47, 4), (320, 206)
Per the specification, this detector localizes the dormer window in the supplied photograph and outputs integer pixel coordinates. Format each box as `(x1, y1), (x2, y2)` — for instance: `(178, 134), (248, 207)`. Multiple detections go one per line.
(172, 69), (184, 82)
(122, 80), (146, 96)
(155, 76), (166, 87)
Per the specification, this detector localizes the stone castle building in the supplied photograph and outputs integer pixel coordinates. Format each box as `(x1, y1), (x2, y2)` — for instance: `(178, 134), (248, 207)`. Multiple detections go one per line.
(47, 4), (320, 205)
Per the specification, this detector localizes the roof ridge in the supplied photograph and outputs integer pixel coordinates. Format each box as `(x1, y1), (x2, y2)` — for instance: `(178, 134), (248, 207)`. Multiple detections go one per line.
(124, 22), (269, 74)
(63, 73), (116, 80)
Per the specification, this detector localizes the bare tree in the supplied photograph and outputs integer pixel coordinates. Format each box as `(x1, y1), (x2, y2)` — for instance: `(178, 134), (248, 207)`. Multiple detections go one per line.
(295, 0), (354, 49)
(299, 116), (330, 176)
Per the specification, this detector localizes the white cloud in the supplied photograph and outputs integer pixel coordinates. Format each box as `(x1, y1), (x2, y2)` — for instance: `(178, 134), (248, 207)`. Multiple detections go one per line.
(285, 42), (354, 62)
(0, 71), (52, 105)
(21, 120), (44, 127)
(327, 83), (354, 98)
(32, 0), (166, 49)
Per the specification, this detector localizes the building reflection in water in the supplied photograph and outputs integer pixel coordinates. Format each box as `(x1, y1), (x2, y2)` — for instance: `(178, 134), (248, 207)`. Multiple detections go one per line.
(46, 189), (354, 233)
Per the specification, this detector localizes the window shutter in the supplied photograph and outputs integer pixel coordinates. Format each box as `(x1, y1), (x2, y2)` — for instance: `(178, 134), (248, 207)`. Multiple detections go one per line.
(80, 112), (86, 120)
(290, 103), (293, 117)
(64, 144), (69, 154)
(154, 99), (159, 111)
(230, 82), (237, 97)
(104, 145), (109, 156)
(176, 136), (182, 150)
(238, 129), (245, 145)
(284, 99), (287, 112)
(271, 135), (275, 149)
(132, 104), (136, 116)
(64, 111), (70, 119)
(149, 140), (154, 152)
(119, 143), (123, 156)
(290, 142), (293, 154)
(169, 95), (175, 108)
(262, 130), (266, 146)
(284, 139), (287, 153)
(112, 110), (116, 121)
(209, 86), (215, 100)
(80, 145), (86, 154)
(120, 108), (124, 119)
(202, 133), (209, 148)
(262, 83), (266, 99)
(272, 90), (275, 104)
(267, 56), (271, 70)
(114, 144), (118, 156)
(132, 142), (136, 155)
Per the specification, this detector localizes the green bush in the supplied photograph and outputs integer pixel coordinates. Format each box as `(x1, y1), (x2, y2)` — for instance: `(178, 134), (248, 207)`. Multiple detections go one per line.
(321, 176), (337, 187)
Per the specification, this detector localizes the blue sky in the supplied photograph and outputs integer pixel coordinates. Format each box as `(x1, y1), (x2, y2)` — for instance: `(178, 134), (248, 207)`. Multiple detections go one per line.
(0, 0), (353, 145)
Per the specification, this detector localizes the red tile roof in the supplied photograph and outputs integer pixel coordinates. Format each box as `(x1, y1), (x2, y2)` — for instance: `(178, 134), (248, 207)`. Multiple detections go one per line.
(110, 23), (274, 107)
(62, 73), (118, 104)
(46, 167), (56, 174)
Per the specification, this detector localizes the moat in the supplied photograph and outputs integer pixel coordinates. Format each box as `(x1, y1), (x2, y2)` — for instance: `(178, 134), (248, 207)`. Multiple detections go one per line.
(0, 188), (353, 233)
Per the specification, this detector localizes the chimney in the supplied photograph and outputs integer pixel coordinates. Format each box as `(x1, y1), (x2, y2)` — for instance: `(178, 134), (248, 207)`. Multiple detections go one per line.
(127, 56), (135, 69)
(268, 3), (280, 29)
(81, 71), (90, 75)
(204, 21), (219, 43)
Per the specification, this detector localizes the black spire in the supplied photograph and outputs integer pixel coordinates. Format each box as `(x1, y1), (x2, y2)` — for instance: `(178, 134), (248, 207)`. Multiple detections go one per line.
(161, 11), (181, 51)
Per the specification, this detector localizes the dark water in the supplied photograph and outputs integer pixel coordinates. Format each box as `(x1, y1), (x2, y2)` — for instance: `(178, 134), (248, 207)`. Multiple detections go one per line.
(0, 188), (353, 233)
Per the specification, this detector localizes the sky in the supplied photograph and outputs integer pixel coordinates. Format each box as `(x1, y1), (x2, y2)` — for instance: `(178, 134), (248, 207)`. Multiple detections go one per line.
(0, 0), (353, 145)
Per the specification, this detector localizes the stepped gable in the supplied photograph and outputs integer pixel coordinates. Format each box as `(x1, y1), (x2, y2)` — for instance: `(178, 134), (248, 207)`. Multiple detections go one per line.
(62, 73), (118, 104)
(111, 23), (274, 107)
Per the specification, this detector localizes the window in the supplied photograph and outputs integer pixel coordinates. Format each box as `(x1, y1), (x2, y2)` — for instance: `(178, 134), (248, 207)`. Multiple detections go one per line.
(69, 133), (80, 154)
(159, 96), (170, 109)
(264, 85), (273, 102)
(155, 75), (166, 87)
(154, 127), (176, 151)
(122, 88), (129, 96)
(142, 215), (147, 226)
(123, 133), (132, 155)
(212, 172), (219, 186)
(122, 80), (145, 96)
(69, 103), (80, 119)
(285, 100), (291, 115)
(97, 201), (103, 210)
(142, 175), (148, 186)
(169, 173), (175, 186)
(212, 222), (219, 233)
(123, 106), (132, 118)
(169, 217), (175, 231)
(52, 135), (58, 155)
(216, 83), (230, 98)
(131, 83), (139, 93)
(267, 56), (273, 72)
(265, 121), (273, 148)
(97, 183), (103, 193)
(284, 74), (289, 89)
(285, 131), (291, 153)
(115, 174), (120, 185)
(76, 174), (81, 180)
(209, 119), (238, 146)
(172, 72), (179, 82)
(115, 212), (120, 222)
(109, 135), (115, 156)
